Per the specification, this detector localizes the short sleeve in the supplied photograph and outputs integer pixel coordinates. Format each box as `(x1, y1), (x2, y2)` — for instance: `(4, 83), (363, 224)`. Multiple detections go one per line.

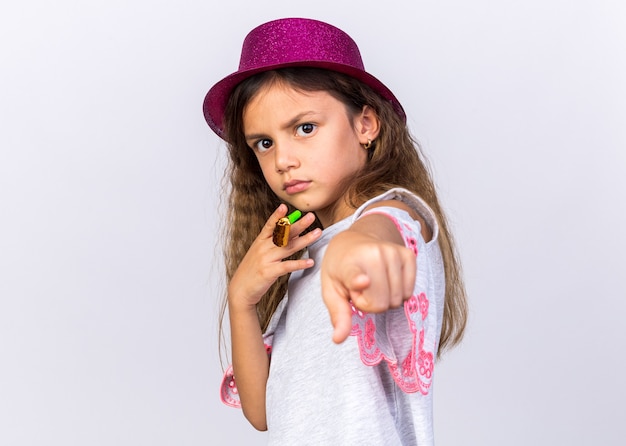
(348, 188), (443, 394)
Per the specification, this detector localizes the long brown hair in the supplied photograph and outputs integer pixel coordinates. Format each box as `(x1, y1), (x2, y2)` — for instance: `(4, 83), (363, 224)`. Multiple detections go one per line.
(219, 68), (467, 358)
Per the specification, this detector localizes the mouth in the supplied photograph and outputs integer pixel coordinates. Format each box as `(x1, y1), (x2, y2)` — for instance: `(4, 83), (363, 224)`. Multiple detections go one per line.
(283, 179), (311, 195)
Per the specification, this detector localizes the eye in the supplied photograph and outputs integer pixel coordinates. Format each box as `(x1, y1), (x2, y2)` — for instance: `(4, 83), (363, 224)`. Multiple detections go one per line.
(296, 123), (317, 137)
(253, 138), (273, 153)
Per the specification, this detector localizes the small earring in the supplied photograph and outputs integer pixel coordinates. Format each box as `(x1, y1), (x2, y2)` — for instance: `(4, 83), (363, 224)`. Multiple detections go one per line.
(363, 139), (373, 150)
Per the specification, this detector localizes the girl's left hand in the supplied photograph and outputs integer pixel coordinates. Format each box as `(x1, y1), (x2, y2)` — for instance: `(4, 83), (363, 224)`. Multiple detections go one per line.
(320, 227), (416, 344)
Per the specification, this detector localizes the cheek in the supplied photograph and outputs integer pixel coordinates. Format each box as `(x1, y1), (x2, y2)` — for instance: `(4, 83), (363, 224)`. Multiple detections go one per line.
(337, 142), (367, 169)
(256, 158), (283, 190)
(257, 159), (275, 180)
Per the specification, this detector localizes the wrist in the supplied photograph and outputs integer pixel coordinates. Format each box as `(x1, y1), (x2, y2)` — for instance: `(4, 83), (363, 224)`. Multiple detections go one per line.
(228, 293), (259, 314)
(228, 295), (262, 332)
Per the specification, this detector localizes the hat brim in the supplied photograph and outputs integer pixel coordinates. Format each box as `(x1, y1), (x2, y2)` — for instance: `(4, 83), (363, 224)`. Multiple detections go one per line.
(203, 61), (406, 140)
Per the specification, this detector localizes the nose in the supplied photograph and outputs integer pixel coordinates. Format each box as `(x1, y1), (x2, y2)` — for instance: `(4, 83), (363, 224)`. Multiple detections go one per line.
(274, 142), (300, 173)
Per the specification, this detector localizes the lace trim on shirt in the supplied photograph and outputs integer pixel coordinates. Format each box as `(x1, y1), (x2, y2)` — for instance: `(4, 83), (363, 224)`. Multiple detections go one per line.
(349, 209), (436, 395)
(220, 340), (273, 408)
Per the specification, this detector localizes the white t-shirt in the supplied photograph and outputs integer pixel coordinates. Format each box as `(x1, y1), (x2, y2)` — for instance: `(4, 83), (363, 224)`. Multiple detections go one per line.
(221, 188), (445, 445)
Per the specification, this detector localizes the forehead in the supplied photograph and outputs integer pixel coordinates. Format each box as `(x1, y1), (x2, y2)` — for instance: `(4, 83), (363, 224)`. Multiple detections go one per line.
(242, 81), (351, 127)
(247, 80), (331, 108)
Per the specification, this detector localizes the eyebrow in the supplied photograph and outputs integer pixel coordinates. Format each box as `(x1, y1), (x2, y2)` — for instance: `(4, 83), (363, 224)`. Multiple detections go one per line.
(282, 111), (317, 130)
(245, 111), (318, 142)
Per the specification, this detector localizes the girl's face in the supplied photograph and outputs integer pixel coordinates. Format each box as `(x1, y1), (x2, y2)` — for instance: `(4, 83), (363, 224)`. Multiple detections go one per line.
(243, 81), (376, 227)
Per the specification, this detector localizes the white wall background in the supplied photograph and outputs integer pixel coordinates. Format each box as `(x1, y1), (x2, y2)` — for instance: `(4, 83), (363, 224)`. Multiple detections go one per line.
(1, 1), (624, 445)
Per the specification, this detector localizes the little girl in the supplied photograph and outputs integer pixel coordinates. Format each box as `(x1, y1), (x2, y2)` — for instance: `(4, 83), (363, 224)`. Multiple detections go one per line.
(203, 17), (468, 445)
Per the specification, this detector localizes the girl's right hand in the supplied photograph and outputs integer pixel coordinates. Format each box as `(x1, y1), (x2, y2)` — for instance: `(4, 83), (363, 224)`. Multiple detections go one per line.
(228, 204), (322, 310)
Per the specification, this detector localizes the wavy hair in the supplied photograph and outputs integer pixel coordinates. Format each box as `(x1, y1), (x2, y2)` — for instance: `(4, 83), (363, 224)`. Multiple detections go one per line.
(218, 68), (467, 358)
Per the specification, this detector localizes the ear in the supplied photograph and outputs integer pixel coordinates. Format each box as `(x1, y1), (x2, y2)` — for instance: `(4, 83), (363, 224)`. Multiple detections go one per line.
(354, 105), (380, 144)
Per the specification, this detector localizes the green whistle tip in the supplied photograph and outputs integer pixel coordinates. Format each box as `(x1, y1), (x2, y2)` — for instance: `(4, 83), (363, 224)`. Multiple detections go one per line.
(287, 210), (302, 224)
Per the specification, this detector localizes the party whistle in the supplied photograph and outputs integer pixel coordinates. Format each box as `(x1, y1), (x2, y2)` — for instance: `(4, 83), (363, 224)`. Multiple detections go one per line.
(272, 210), (302, 247)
